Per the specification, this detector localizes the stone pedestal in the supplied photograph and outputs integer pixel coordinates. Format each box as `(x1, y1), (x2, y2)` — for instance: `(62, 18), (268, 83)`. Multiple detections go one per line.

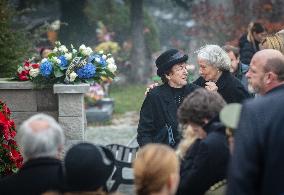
(0, 79), (89, 143)
(54, 84), (89, 141)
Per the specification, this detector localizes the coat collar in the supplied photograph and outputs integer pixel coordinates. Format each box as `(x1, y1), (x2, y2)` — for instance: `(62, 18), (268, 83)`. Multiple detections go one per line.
(216, 71), (231, 90)
(21, 157), (61, 171)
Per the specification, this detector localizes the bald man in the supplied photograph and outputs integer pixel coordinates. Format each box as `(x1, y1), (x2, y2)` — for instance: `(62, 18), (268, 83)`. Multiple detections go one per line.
(227, 49), (284, 195)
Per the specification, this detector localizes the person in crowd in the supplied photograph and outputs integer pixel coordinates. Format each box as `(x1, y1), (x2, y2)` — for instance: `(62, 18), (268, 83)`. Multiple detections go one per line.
(176, 88), (230, 195)
(227, 49), (284, 195)
(133, 143), (180, 195)
(222, 45), (249, 89)
(239, 22), (265, 66)
(0, 113), (65, 195)
(260, 30), (284, 54)
(219, 103), (242, 153)
(137, 49), (199, 148)
(63, 142), (115, 195)
(40, 47), (52, 59)
(193, 44), (250, 103)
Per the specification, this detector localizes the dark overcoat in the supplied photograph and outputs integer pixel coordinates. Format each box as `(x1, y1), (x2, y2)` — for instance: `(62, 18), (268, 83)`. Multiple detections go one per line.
(0, 157), (64, 195)
(193, 71), (251, 103)
(177, 121), (230, 195)
(137, 83), (198, 148)
(227, 84), (284, 195)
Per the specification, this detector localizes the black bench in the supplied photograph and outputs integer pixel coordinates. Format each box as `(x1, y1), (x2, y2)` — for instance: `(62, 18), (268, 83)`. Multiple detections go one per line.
(106, 144), (139, 191)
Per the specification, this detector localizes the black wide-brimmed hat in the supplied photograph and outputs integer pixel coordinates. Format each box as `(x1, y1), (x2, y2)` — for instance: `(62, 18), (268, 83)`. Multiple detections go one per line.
(156, 49), (188, 76)
(64, 142), (115, 192)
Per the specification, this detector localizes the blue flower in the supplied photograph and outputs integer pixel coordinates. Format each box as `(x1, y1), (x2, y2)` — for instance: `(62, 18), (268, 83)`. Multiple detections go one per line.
(76, 63), (96, 79)
(40, 60), (53, 77)
(89, 54), (107, 67)
(58, 55), (68, 68)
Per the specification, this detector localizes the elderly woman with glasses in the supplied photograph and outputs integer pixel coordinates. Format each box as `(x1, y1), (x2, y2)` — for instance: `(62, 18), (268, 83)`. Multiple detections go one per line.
(137, 49), (199, 148)
(193, 44), (250, 103)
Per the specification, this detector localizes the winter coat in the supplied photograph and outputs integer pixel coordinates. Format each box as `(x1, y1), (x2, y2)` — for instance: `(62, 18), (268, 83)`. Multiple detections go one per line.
(193, 71), (251, 103)
(239, 33), (260, 65)
(137, 83), (198, 148)
(177, 120), (230, 195)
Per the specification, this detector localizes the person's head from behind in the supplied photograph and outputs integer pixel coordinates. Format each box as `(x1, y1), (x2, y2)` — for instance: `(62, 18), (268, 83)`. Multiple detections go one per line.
(178, 88), (226, 139)
(16, 113), (65, 161)
(196, 45), (231, 82)
(156, 49), (189, 88)
(133, 144), (179, 195)
(260, 34), (284, 54)
(222, 45), (240, 73)
(247, 22), (265, 42)
(40, 47), (52, 59)
(64, 142), (115, 194)
(246, 49), (284, 94)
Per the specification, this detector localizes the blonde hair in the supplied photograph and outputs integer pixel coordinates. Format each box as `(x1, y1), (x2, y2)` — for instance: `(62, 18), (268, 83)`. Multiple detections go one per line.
(247, 22), (265, 51)
(133, 144), (179, 195)
(261, 34), (284, 54)
(176, 125), (198, 159)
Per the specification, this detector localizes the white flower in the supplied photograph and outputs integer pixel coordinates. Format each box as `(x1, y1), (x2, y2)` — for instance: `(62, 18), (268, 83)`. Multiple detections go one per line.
(41, 58), (48, 63)
(29, 68), (40, 77)
(72, 49), (77, 54)
(59, 45), (68, 53)
(53, 47), (58, 53)
(56, 58), (61, 64)
(79, 44), (86, 51)
(17, 66), (24, 73)
(64, 53), (72, 60)
(106, 57), (115, 65)
(102, 54), (107, 60)
(52, 56), (61, 64)
(82, 47), (93, 56)
(108, 63), (117, 73)
(69, 71), (78, 82)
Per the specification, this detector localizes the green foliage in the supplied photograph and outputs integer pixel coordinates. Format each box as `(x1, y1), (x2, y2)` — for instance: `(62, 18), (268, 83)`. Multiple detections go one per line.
(0, 0), (34, 77)
(109, 84), (146, 115)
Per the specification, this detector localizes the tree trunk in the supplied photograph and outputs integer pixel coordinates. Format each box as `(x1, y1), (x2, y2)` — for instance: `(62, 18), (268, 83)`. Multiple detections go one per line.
(129, 0), (147, 83)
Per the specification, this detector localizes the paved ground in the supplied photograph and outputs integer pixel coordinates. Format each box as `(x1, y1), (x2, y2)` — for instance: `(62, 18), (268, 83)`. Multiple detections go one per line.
(85, 111), (139, 195)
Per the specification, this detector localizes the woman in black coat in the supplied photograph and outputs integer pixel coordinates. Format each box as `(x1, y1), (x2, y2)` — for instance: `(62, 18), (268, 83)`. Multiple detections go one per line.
(193, 44), (251, 103)
(137, 49), (198, 148)
(176, 88), (230, 195)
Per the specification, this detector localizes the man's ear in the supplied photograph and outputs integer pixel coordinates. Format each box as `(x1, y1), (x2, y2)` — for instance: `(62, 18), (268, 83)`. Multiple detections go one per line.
(265, 71), (277, 84)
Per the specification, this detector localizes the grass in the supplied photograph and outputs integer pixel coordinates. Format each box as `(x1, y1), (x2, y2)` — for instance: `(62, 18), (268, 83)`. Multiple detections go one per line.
(109, 84), (146, 115)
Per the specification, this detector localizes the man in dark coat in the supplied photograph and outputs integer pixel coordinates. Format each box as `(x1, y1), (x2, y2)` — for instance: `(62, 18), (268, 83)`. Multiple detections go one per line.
(227, 49), (284, 195)
(137, 49), (198, 148)
(0, 114), (65, 195)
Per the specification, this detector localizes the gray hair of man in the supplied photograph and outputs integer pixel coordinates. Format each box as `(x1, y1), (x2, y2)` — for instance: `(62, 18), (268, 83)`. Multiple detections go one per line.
(16, 113), (65, 161)
(196, 44), (231, 71)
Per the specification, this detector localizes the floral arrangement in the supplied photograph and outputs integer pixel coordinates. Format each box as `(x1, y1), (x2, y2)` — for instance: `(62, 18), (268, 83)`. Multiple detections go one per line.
(0, 101), (23, 176)
(16, 41), (117, 87)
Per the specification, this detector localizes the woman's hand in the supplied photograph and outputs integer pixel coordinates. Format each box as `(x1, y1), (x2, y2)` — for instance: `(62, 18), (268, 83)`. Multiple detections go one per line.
(205, 81), (218, 92)
(145, 83), (159, 95)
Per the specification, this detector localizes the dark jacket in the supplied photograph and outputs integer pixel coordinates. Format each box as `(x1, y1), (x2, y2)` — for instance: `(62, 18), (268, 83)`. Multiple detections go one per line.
(177, 120), (230, 195)
(0, 157), (64, 195)
(193, 71), (251, 103)
(227, 84), (284, 195)
(239, 33), (260, 65)
(137, 83), (198, 148)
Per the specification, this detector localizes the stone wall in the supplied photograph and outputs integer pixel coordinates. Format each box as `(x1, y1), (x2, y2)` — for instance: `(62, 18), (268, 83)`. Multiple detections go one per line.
(0, 79), (89, 143)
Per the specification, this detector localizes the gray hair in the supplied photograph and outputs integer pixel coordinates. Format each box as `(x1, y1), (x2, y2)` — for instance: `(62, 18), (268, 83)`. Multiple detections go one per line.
(16, 113), (65, 161)
(196, 44), (231, 71)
